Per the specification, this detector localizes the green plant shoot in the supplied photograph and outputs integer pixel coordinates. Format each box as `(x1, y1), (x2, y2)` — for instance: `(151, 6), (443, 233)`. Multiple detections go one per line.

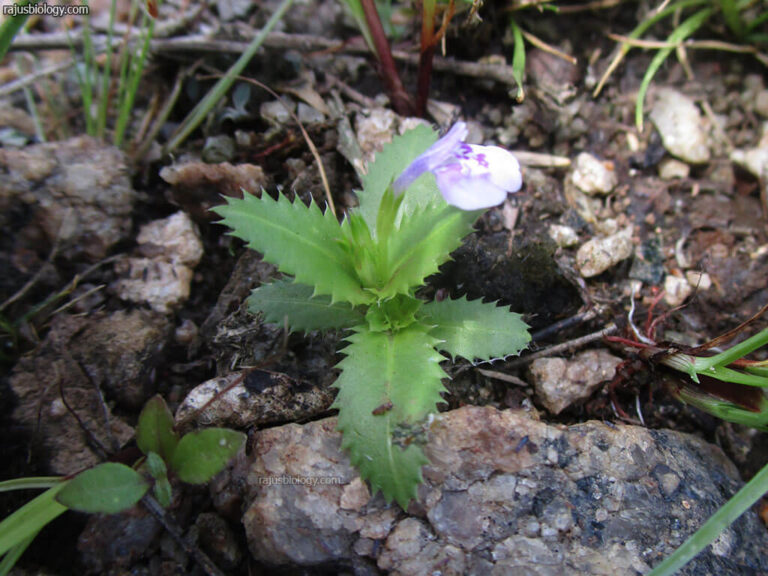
(215, 122), (530, 508)
(0, 395), (245, 573)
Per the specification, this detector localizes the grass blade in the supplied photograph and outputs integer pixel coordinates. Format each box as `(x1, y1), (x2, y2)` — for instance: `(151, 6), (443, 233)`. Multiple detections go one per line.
(635, 7), (712, 130)
(163, 0), (295, 154)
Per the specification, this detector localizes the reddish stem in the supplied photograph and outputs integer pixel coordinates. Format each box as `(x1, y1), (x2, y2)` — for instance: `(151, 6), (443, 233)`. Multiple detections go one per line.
(359, 0), (414, 116)
(415, 0), (436, 117)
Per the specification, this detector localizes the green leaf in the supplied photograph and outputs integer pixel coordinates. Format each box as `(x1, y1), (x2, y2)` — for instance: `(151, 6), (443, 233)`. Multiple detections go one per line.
(56, 463), (149, 514)
(378, 205), (478, 298)
(153, 477), (173, 508)
(0, 482), (67, 558)
(144, 452), (168, 481)
(358, 125), (442, 232)
(0, 532), (36, 576)
(136, 395), (179, 461)
(364, 294), (422, 332)
(419, 296), (531, 362)
(248, 279), (364, 331)
(0, 1), (40, 62)
(214, 192), (372, 305)
(332, 324), (447, 508)
(170, 429), (246, 485)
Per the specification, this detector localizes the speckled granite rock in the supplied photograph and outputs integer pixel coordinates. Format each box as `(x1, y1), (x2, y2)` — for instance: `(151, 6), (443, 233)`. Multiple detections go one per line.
(228, 406), (768, 575)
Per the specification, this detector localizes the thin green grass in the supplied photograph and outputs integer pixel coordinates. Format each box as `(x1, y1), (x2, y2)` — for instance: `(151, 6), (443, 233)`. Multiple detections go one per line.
(163, 0), (295, 155)
(509, 19), (526, 102)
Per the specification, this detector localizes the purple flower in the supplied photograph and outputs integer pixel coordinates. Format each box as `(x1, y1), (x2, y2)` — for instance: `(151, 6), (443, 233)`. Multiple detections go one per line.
(392, 122), (523, 210)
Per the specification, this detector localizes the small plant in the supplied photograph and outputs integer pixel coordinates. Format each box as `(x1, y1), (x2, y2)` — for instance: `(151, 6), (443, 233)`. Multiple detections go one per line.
(0, 395), (245, 573)
(215, 122), (530, 508)
(608, 301), (768, 429)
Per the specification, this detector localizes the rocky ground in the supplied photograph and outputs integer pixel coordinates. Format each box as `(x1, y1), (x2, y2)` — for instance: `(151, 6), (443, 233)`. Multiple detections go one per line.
(1, 0), (768, 574)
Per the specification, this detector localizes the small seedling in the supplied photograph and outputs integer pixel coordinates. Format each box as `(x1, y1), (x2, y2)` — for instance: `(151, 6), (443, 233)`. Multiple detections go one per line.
(0, 395), (245, 573)
(215, 122), (530, 508)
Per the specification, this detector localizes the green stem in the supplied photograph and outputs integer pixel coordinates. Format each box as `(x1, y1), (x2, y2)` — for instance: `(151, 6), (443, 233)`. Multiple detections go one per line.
(693, 328), (768, 372)
(0, 533), (37, 576)
(114, 4), (154, 147)
(163, 0), (295, 155)
(648, 460), (768, 576)
(0, 477), (64, 492)
(509, 19), (526, 102)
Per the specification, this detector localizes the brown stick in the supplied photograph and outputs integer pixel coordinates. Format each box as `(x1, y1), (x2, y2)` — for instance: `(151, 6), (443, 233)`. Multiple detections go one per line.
(7, 31), (523, 88)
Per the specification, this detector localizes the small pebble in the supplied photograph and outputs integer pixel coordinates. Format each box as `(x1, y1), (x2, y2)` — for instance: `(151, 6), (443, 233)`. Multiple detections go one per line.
(260, 99), (294, 125)
(297, 102), (325, 125)
(685, 271), (712, 291)
(664, 275), (693, 307)
(571, 152), (618, 195)
(174, 319), (199, 345)
(731, 122), (768, 179)
(650, 88), (710, 164)
(576, 226), (634, 278)
(755, 90), (768, 118)
(548, 224), (579, 248)
(658, 158), (690, 180)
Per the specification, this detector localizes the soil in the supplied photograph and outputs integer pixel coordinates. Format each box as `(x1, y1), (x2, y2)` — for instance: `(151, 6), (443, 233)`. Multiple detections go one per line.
(1, 0), (767, 574)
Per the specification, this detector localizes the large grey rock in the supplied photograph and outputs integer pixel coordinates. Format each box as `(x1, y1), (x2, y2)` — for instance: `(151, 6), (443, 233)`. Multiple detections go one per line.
(229, 406), (768, 575)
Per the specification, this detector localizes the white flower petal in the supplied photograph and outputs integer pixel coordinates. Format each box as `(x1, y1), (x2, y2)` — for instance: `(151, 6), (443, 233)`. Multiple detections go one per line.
(435, 170), (509, 210)
(465, 145), (523, 192)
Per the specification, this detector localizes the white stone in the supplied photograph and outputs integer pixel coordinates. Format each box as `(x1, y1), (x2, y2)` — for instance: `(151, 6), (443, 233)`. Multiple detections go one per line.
(658, 158), (690, 180)
(731, 122), (768, 179)
(756, 90), (768, 118)
(685, 271), (712, 291)
(260, 99), (294, 125)
(664, 275), (693, 307)
(571, 152), (618, 195)
(576, 226), (634, 278)
(650, 88), (710, 164)
(548, 224), (579, 247)
(137, 211), (203, 267)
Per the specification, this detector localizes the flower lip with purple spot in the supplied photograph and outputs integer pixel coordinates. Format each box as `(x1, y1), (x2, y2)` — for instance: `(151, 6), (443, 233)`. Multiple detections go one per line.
(392, 122), (522, 211)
